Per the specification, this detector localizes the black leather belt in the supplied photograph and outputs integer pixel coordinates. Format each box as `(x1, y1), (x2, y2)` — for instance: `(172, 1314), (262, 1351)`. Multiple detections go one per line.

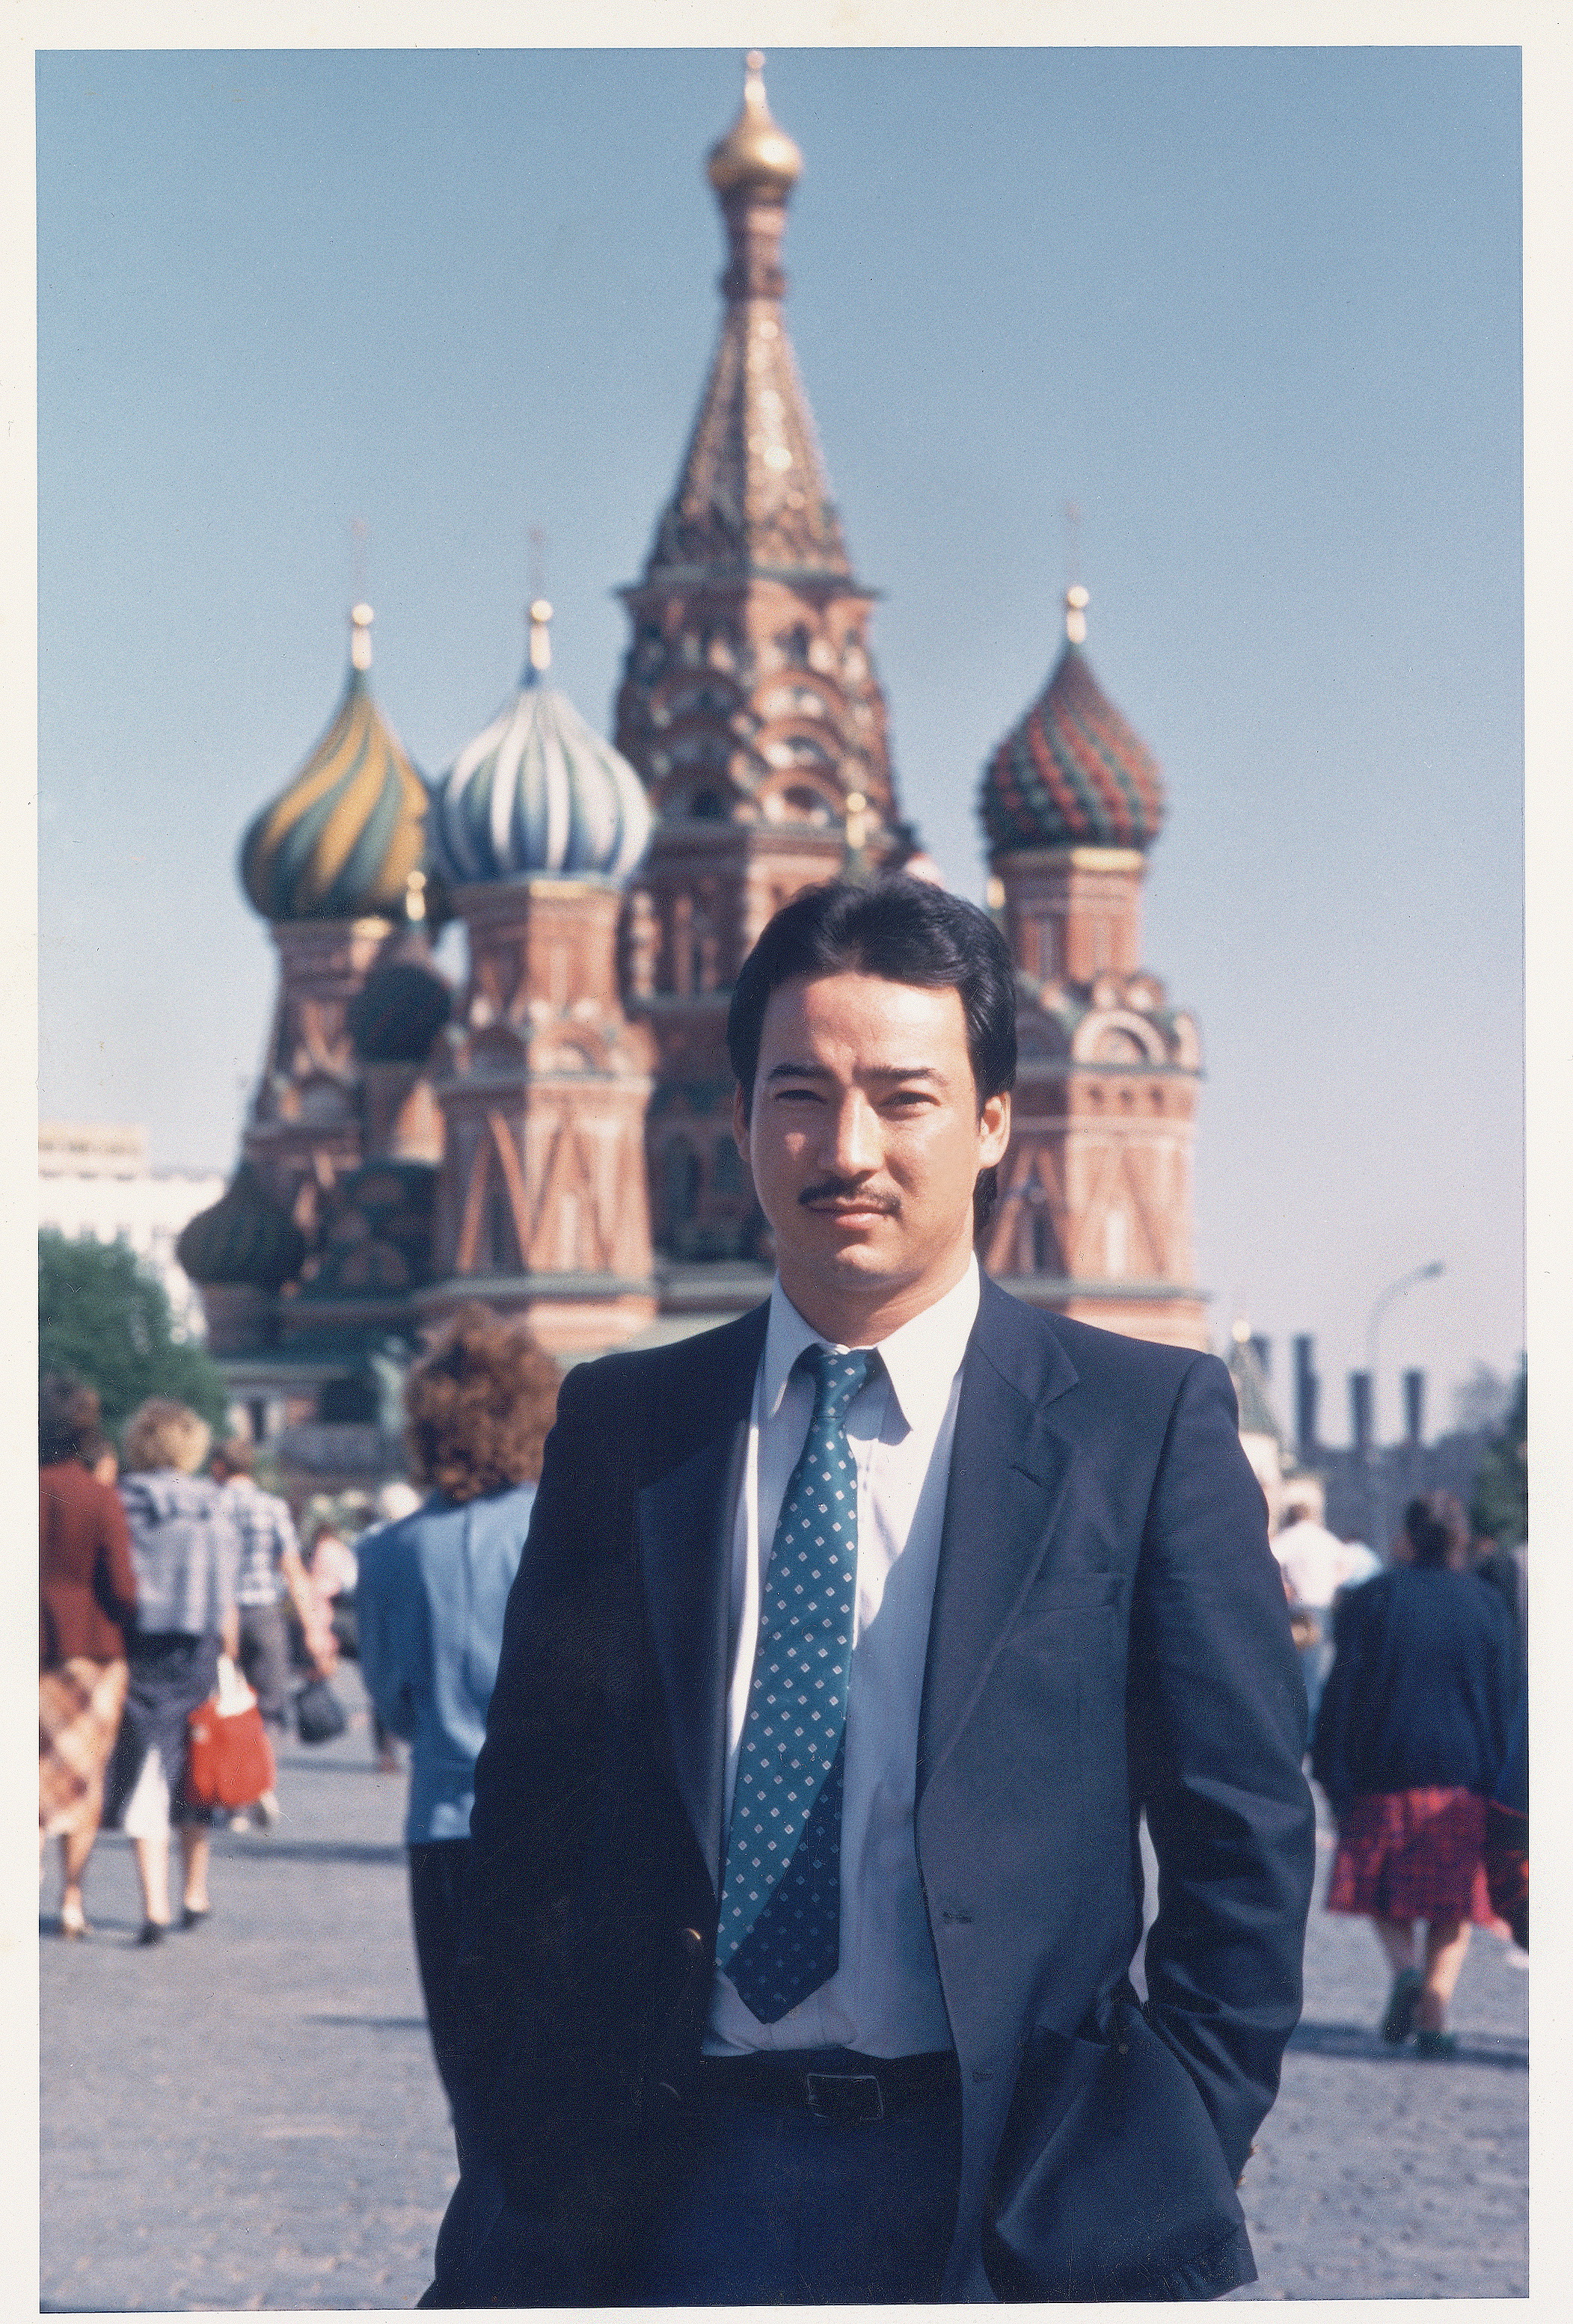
(696, 2048), (959, 2125)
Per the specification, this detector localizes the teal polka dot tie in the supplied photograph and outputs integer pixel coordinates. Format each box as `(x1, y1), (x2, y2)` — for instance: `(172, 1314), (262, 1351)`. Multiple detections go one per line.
(717, 1344), (877, 2023)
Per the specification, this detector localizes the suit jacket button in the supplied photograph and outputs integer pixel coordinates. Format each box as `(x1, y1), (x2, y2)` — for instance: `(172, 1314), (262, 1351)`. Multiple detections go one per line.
(678, 1926), (705, 1957)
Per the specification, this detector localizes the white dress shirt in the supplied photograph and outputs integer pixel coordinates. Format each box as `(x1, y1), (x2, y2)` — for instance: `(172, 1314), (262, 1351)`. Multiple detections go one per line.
(705, 1257), (980, 2058)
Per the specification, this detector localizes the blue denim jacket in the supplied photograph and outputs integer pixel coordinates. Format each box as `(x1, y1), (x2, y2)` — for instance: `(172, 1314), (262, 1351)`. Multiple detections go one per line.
(355, 1484), (535, 1842)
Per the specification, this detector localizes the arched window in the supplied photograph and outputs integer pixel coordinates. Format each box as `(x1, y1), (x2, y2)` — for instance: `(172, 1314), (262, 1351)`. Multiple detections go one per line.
(784, 784), (833, 826)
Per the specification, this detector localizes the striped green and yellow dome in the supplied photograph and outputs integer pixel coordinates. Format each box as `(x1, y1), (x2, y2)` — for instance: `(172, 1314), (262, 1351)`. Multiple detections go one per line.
(240, 606), (429, 923)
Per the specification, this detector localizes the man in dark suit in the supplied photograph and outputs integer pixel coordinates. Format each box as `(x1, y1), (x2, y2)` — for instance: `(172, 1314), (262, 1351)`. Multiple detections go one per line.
(427, 878), (1315, 2307)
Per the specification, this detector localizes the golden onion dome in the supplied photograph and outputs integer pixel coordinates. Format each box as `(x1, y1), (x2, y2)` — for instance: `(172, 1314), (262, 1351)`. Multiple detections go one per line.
(706, 52), (803, 198)
(239, 606), (429, 923)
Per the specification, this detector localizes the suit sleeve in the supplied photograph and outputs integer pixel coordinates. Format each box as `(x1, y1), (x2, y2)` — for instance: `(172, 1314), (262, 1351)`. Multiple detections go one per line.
(447, 1363), (608, 2144)
(1127, 1353), (1316, 2180)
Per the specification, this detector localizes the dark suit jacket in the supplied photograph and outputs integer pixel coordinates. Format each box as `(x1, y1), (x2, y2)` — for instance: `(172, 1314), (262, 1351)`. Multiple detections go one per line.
(434, 1279), (1314, 2305)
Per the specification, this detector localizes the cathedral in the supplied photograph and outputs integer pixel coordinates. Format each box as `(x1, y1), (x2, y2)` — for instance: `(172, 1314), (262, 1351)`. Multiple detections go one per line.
(179, 54), (1206, 1441)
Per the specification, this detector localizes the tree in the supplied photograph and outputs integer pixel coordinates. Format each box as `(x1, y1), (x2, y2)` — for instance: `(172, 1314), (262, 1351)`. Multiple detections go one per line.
(1469, 1359), (1527, 1549)
(39, 1232), (230, 1434)
(1453, 1360), (1512, 1435)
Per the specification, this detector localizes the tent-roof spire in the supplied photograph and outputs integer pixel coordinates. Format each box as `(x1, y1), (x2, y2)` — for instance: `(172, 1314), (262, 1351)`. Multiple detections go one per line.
(641, 52), (852, 583)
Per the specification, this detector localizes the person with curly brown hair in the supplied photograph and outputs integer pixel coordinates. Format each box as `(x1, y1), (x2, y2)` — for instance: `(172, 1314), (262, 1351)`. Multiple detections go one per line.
(355, 1303), (559, 2112)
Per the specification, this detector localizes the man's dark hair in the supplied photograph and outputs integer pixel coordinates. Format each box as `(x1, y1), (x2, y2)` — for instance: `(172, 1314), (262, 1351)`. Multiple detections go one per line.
(726, 878), (1017, 1234)
(212, 1436), (256, 1479)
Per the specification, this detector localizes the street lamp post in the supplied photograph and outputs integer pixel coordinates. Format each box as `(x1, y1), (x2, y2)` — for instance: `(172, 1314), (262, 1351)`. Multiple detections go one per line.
(1364, 1260), (1445, 1551)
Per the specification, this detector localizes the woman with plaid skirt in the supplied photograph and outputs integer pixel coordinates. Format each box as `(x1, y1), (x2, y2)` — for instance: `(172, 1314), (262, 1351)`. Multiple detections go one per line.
(40, 1377), (139, 1936)
(1312, 1491), (1520, 2055)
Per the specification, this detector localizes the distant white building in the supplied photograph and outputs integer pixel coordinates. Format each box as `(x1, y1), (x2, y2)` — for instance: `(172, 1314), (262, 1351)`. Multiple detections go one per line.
(39, 1122), (225, 1340)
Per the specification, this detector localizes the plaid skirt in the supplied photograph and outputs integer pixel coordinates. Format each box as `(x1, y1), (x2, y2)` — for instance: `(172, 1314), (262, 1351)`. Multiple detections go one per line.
(1327, 1786), (1496, 1925)
(40, 1657), (129, 1836)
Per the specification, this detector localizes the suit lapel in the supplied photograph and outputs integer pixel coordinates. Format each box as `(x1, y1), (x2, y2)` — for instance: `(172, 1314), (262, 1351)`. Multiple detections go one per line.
(637, 1305), (767, 1893)
(917, 1279), (1080, 1798)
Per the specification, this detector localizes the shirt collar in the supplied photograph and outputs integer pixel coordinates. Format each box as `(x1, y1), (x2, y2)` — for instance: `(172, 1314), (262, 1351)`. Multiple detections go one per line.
(762, 1256), (981, 1438)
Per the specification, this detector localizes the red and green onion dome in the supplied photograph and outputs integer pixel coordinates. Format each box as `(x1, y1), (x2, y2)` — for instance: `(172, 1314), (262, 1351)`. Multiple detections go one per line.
(176, 1161), (306, 1292)
(981, 589), (1165, 855)
(239, 606), (430, 923)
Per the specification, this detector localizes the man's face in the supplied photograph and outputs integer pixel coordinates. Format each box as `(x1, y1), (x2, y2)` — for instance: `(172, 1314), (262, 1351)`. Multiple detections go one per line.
(735, 971), (1011, 1341)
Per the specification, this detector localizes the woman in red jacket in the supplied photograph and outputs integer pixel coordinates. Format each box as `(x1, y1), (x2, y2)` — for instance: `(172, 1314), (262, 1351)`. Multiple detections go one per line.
(39, 1377), (138, 1937)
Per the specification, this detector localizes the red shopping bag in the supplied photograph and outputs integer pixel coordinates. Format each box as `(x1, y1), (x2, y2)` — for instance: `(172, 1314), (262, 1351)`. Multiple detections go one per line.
(184, 1657), (276, 1810)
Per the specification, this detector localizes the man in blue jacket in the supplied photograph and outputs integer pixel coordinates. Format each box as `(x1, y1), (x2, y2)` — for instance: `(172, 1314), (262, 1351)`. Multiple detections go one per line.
(428, 878), (1315, 2305)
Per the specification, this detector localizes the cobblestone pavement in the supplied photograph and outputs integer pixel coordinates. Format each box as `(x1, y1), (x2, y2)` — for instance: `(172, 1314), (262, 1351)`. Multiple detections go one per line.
(1228, 1807), (1528, 2299)
(41, 1685), (1527, 2309)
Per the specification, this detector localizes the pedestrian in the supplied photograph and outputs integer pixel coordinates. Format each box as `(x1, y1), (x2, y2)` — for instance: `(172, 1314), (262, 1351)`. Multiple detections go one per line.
(302, 1497), (363, 1640)
(1272, 1491), (1349, 1739)
(426, 877), (1314, 2307)
(1313, 1490), (1519, 2056)
(355, 1305), (559, 2116)
(209, 1437), (338, 1827)
(103, 1399), (241, 1946)
(39, 1377), (139, 1938)
(305, 1493), (401, 1770)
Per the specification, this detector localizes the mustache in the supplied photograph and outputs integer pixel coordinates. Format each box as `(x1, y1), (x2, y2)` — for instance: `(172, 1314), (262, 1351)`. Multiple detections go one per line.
(797, 1178), (898, 1214)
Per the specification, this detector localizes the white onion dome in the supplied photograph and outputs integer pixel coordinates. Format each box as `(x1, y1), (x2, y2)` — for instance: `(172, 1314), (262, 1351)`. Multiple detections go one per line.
(431, 602), (654, 886)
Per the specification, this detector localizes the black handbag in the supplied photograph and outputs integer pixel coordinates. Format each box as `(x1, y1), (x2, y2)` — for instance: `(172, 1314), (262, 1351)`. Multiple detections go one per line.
(295, 1675), (348, 1745)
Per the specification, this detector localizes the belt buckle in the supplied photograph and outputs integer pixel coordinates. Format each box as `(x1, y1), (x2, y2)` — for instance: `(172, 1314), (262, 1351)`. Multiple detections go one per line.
(804, 2070), (884, 2125)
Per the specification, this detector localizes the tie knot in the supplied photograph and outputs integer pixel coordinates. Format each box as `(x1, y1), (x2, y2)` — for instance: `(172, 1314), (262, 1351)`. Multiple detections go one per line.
(801, 1341), (880, 1420)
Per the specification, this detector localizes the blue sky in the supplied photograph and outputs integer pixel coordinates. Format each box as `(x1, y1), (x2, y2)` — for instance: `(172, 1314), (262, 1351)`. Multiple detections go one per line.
(35, 43), (1524, 1436)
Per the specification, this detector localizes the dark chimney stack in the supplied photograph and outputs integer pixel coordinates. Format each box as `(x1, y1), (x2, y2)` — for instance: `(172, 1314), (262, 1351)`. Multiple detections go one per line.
(1293, 1335), (1319, 1460)
(1402, 1368), (1425, 1448)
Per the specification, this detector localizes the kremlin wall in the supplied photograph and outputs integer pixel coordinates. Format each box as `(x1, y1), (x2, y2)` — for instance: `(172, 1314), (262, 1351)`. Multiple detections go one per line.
(177, 55), (1209, 1466)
